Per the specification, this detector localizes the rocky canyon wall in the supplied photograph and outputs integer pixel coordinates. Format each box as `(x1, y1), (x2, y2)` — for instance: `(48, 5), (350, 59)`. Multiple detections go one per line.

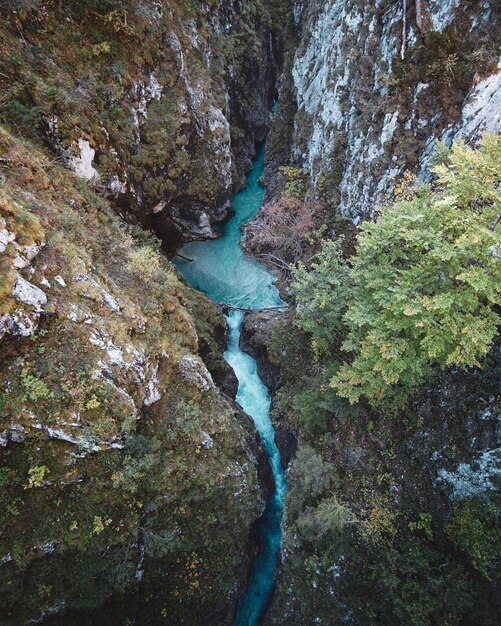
(271, 0), (499, 222)
(0, 2), (289, 623)
(0, 1), (286, 247)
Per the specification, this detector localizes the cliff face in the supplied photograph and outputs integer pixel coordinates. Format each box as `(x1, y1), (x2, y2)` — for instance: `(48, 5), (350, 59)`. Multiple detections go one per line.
(0, 1), (285, 247)
(267, 344), (500, 625)
(0, 126), (267, 626)
(0, 1), (290, 624)
(271, 0), (499, 222)
(256, 2), (501, 624)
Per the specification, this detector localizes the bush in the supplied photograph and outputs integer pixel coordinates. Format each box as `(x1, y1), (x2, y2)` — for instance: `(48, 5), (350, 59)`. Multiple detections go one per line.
(446, 497), (501, 580)
(27, 465), (49, 488)
(127, 245), (161, 280)
(279, 166), (309, 200)
(20, 367), (51, 402)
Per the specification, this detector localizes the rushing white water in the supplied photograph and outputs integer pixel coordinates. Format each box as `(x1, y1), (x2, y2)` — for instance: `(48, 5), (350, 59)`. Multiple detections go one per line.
(174, 144), (287, 625)
(226, 309), (286, 625)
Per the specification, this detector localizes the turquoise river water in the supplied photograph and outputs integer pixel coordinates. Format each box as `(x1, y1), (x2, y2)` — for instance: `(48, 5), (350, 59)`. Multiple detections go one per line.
(174, 145), (287, 625)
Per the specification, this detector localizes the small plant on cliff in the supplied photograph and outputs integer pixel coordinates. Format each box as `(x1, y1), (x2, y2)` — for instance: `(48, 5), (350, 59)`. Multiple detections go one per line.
(27, 465), (49, 488)
(92, 515), (112, 535)
(20, 367), (51, 402)
(279, 166), (310, 200)
(91, 41), (111, 56)
(446, 497), (501, 580)
(127, 245), (161, 280)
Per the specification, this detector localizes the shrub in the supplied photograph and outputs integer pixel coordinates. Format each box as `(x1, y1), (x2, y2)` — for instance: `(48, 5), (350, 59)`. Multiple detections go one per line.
(248, 196), (316, 267)
(446, 497), (501, 580)
(91, 41), (111, 56)
(360, 494), (398, 545)
(279, 166), (309, 200)
(20, 367), (51, 402)
(127, 245), (161, 280)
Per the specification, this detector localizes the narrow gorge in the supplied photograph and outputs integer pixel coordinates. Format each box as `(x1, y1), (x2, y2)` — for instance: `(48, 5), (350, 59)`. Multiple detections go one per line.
(176, 143), (287, 626)
(0, 1), (499, 625)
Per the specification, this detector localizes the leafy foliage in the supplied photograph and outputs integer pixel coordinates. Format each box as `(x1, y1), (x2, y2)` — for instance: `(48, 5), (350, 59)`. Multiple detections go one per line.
(291, 239), (351, 355)
(296, 495), (355, 543)
(376, 542), (472, 626)
(285, 444), (338, 521)
(292, 135), (501, 405)
(334, 135), (500, 403)
(446, 497), (501, 580)
(27, 465), (49, 488)
(279, 165), (309, 200)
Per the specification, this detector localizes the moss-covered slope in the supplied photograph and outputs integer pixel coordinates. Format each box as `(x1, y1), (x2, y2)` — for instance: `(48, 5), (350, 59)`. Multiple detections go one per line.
(0, 127), (263, 625)
(0, 0), (287, 247)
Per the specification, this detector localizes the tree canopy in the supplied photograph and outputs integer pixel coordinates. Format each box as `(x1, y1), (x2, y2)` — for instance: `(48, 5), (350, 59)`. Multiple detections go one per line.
(292, 134), (500, 405)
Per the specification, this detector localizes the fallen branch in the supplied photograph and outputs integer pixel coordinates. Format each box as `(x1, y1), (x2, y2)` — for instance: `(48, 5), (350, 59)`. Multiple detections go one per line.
(256, 252), (292, 272)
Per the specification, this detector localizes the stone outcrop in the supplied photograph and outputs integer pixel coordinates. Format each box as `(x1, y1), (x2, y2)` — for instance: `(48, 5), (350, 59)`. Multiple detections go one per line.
(271, 0), (500, 222)
(0, 1), (285, 250)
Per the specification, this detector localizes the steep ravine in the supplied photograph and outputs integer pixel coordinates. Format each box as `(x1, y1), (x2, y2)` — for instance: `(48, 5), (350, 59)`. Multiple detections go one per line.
(0, 2), (292, 624)
(175, 141), (289, 626)
(1, 1), (499, 624)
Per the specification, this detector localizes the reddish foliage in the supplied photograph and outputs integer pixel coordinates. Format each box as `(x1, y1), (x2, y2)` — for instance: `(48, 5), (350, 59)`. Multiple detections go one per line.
(249, 197), (316, 265)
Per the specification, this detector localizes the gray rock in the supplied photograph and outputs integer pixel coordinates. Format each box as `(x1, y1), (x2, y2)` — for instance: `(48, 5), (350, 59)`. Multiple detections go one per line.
(13, 275), (47, 311)
(0, 310), (37, 338)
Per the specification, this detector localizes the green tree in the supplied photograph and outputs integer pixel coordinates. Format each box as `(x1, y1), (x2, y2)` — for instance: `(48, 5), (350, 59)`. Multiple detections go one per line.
(296, 496), (355, 543)
(285, 444), (338, 522)
(291, 239), (351, 355)
(291, 135), (500, 404)
(332, 135), (500, 403)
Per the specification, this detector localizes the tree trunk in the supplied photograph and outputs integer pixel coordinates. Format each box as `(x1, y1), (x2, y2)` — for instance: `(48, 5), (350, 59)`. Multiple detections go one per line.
(401, 0), (407, 60)
(415, 0), (423, 30)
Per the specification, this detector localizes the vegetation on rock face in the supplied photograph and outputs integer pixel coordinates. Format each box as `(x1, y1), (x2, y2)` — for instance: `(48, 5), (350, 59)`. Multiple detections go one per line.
(293, 135), (501, 405)
(266, 135), (501, 625)
(0, 127), (262, 625)
(0, 0), (287, 245)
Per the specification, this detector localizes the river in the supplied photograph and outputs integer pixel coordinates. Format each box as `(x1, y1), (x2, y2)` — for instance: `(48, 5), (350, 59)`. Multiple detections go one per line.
(174, 144), (287, 625)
